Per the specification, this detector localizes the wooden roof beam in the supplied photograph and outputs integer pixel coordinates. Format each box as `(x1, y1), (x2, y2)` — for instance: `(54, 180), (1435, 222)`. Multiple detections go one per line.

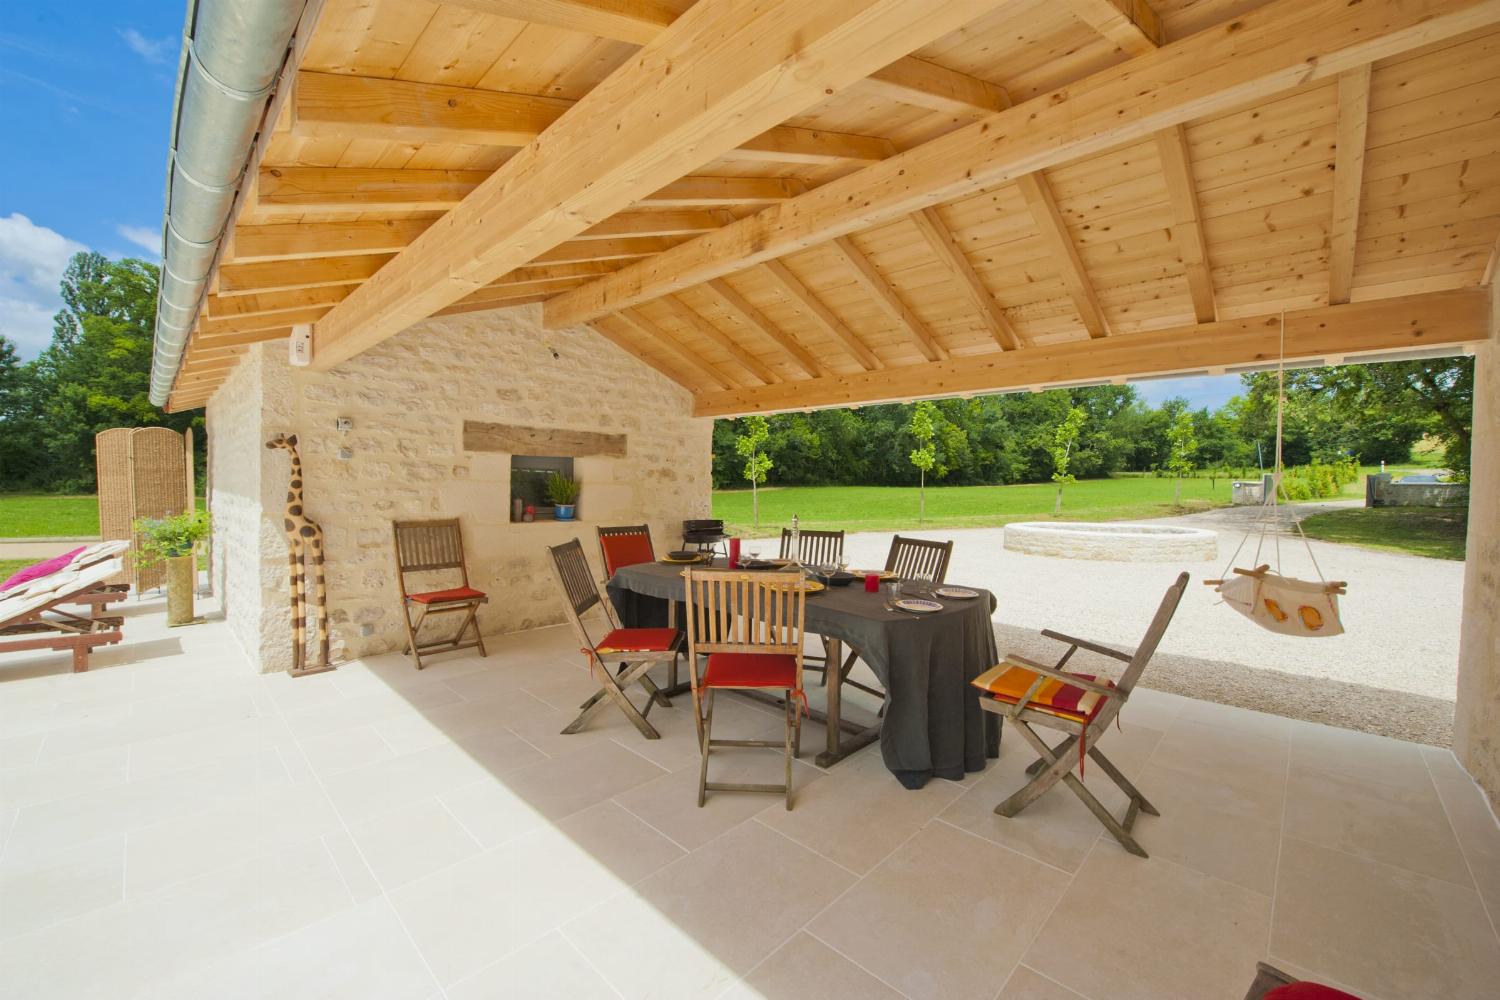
(545, 0), (1500, 328)
(908, 208), (1020, 351)
(1329, 65), (1372, 305)
(762, 260), (883, 371)
(862, 58), (1007, 115)
(308, 0), (1014, 369)
(1063, 0), (1164, 56)
(199, 306), (330, 337)
(1015, 173), (1108, 338)
(693, 288), (1491, 416)
(700, 279), (828, 380)
(192, 328), (295, 350)
(615, 310), (738, 390)
(589, 316), (700, 389)
(659, 296), (781, 386)
(825, 236), (946, 361)
(1155, 124), (1216, 323)
(217, 254), (393, 296)
(205, 285), (351, 319)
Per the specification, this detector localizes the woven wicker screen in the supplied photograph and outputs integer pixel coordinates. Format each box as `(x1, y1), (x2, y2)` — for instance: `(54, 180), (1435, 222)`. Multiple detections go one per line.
(94, 427), (190, 591)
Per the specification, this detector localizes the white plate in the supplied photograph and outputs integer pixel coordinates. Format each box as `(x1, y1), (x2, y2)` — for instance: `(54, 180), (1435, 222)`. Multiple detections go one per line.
(894, 598), (943, 614)
(935, 586), (978, 600)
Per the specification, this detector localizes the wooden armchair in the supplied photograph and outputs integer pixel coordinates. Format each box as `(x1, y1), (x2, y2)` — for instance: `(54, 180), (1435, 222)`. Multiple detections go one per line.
(392, 518), (488, 669)
(972, 572), (1189, 857)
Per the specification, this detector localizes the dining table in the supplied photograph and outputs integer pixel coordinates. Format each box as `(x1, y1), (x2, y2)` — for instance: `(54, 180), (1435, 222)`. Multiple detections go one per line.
(606, 558), (1000, 789)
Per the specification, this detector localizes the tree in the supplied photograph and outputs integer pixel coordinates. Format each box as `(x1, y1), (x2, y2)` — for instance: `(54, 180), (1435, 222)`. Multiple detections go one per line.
(908, 400), (938, 525)
(734, 415), (773, 526)
(1048, 406), (1087, 514)
(1165, 410), (1198, 506)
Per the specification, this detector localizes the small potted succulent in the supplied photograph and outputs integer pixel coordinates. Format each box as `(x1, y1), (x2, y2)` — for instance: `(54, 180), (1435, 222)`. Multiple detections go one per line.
(545, 472), (581, 521)
(133, 510), (211, 626)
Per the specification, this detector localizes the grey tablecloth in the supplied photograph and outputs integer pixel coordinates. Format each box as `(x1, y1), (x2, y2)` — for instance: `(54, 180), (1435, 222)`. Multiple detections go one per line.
(607, 561), (1000, 789)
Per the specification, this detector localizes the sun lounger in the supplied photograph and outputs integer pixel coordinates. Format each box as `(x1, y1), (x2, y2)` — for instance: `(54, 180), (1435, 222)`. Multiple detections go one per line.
(0, 543), (131, 672)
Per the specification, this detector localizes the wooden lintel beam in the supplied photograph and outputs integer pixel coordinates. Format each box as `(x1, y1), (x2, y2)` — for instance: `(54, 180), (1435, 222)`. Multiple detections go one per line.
(826, 236), (946, 361)
(1065, 0), (1164, 56)
(545, 0), (1500, 328)
(1015, 173), (1108, 338)
(1329, 64), (1372, 305)
(307, 0), (1014, 368)
(615, 310), (736, 391)
(1154, 124), (1216, 323)
(659, 296), (780, 386)
(692, 288), (1490, 416)
(762, 260), (883, 371)
(701, 279), (828, 379)
(909, 208), (1020, 350)
(589, 317), (698, 389)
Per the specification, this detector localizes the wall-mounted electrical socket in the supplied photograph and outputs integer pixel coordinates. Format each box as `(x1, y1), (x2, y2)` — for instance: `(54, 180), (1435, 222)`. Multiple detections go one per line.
(337, 447), (353, 461)
(335, 417), (352, 432)
(288, 324), (313, 366)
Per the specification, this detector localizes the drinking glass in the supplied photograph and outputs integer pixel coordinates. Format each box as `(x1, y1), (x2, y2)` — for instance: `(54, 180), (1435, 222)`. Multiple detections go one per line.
(885, 580), (904, 604)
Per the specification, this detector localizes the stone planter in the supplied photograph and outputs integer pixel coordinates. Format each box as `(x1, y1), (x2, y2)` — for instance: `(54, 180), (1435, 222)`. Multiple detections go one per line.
(164, 553), (197, 625)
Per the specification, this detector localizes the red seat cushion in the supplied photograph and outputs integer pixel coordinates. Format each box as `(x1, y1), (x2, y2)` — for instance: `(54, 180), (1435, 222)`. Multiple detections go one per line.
(600, 533), (654, 577)
(1267, 985), (1361, 999)
(971, 663), (1114, 724)
(704, 652), (797, 689)
(595, 627), (679, 655)
(407, 586), (486, 604)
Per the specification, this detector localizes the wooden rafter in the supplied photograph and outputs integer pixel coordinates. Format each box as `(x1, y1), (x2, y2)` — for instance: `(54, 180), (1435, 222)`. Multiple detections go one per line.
(230, 220), (434, 263)
(762, 260), (883, 371)
(660, 297), (780, 386)
(1015, 173), (1108, 338)
(294, 71), (894, 165)
(908, 208), (1020, 351)
(217, 254), (393, 296)
(544, 0), (1500, 327)
(205, 285), (351, 318)
(308, 0), (1014, 370)
(1154, 124), (1216, 323)
(692, 289), (1491, 416)
(1329, 65), (1373, 305)
(193, 328), (294, 350)
(200, 307), (329, 337)
(825, 236), (946, 362)
(862, 58), (1007, 115)
(701, 279), (828, 380)
(589, 316), (698, 388)
(615, 310), (736, 390)
(1063, 0), (1163, 56)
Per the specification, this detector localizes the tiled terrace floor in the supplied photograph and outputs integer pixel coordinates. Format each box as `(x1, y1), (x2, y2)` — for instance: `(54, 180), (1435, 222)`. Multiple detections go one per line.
(2, 595), (1499, 1000)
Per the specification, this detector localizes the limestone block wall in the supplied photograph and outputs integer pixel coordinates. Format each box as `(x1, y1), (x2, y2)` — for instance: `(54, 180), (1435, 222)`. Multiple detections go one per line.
(206, 305), (712, 671)
(1366, 474), (1470, 508)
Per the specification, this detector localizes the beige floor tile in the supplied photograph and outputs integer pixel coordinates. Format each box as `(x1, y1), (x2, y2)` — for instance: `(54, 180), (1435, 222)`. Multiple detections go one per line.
(322, 828), (384, 902)
(0, 745), (128, 809)
(0, 732), (44, 769)
(1284, 763), (1472, 887)
(552, 799), (686, 885)
(998, 965), (1090, 1000)
(1271, 837), (1500, 1000)
(390, 824), (633, 986)
(147, 897), (439, 1000)
(1150, 718), (1289, 797)
(521, 671), (612, 715)
(810, 821), (1070, 1000)
(1430, 773), (1500, 927)
(1286, 722), (1432, 793)
(437, 778), (549, 848)
(279, 684), (464, 741)
(0, 835), (125, 940)
(1174, 695), (1295, 742)
(125, 713), (296, 781)
(1128, 758), (1285, 894)
(759, 751), (962, 874)
(297, 723), (396, 776)
(448, 931), (617, 1000)
(1026, 846), (1272, 1000)
(498, 702), (625, 758)
(613, 692), (782, 772)
(721, 931), (903, 1000)
(566, 820), (856, 998)
(372, 690), (549, 755)
(347, 796), (483, 891)
(125, 780), (342, 896)
(499, 739), (668, 822)
(1422, 746), (1471, 781)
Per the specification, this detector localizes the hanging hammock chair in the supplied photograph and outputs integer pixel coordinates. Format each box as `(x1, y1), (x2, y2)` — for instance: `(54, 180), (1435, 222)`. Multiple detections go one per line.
(1205, 313), (1348, 638)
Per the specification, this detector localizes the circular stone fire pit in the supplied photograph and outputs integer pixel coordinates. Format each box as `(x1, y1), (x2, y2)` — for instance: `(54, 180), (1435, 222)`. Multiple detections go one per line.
(1004, 521), (1218, 562)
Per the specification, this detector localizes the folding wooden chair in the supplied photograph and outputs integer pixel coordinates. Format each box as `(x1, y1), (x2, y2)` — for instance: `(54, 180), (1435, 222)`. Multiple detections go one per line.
(547, 538), (680, 740)
(597, 524), (655, 578)
(684, 568), (807, 809)
(392, 519), (488, 670)
(972, 572), (1190, 857)
(825, 534), (955, 691)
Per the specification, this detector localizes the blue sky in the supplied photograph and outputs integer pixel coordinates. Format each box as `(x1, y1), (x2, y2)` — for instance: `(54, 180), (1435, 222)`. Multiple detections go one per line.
(0, 1), (179, 359)
(1131, 373), (1244, 410)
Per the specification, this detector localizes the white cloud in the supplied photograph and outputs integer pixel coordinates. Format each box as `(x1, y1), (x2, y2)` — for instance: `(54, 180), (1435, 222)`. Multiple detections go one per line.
(116, 224), (160, 254)
(0, 213), (88, 358)
(119, 27), (173, 65)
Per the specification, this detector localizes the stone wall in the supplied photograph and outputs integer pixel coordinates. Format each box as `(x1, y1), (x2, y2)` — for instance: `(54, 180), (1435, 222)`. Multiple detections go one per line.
(1365, 474), (1469, 508)
(1455, 281), (1500, 811)
(206, 305), (712, 671)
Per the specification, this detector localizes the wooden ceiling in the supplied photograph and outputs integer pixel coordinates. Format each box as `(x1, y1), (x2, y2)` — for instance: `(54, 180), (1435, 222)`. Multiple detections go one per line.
(165, 0), (1500, 414)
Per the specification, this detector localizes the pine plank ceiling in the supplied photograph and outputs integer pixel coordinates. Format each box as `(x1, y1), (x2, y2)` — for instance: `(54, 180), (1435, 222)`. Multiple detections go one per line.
(166, 0), (1500, 414)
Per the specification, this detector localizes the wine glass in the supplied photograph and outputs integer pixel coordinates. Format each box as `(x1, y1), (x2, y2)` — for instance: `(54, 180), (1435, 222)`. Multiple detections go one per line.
(885, 579), (904, 605)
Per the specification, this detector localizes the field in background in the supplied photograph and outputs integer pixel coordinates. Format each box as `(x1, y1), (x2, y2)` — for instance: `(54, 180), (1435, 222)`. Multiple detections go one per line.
(1300, 507), (1467, 560)
(0, 495), (100, 537)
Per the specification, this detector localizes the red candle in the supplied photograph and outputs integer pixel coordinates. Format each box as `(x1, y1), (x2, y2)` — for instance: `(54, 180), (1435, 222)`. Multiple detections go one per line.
(864, 572), (880, 593)
(728, 537), (741, 568)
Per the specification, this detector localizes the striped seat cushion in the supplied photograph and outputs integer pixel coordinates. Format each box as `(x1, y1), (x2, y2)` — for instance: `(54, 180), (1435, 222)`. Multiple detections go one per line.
(972, 663), (1114, 723)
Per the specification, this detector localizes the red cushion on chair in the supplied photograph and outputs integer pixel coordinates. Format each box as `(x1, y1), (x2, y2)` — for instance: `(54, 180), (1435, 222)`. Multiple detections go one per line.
(595, 627), (679, 654)
(600, 533), (654, 577)
(1266, 985), (1361, 999)
(407, 586), (486, 604)
(704, 652), (797, 688)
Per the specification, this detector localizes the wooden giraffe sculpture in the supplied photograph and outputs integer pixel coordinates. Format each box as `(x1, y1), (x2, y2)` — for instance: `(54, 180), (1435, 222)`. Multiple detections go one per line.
(266, 434), (333, 676)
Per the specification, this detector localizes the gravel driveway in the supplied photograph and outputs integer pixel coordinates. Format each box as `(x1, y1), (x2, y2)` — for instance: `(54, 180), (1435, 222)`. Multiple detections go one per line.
(819, 503), (1462, 746)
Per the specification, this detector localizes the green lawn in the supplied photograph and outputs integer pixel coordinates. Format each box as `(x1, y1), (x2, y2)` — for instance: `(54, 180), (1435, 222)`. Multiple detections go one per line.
(714, 476), (1231, 537)
(0, 495), (101, 538)
(1299, 507), (1468, 560)
(0, 558), (31, 580)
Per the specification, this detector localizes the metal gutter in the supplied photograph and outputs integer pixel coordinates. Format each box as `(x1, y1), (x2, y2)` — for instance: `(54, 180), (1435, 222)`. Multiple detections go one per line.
(149, 0), (306, 407)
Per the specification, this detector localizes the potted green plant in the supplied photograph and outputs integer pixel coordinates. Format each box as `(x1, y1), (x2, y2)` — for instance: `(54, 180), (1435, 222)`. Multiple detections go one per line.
(545, 472), (581, 521)
(133, 511), (211, 626)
